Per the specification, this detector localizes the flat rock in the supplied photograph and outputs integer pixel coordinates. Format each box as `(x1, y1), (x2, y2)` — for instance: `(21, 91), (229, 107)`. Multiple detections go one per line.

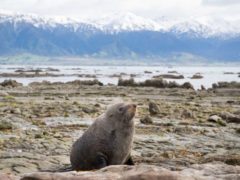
(21, 163), (240, 180)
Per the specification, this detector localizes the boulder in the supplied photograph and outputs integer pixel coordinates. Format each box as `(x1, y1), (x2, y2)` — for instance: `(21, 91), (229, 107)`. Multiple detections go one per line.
(220, 112), (240, 124)
(181, 82), (194, 89)
(140, 115), (153, 124)
(181, 109), (195, 119)
(0, 80), (22, 88)
(208, 115), (222, 123)
(207, 115), (226, 126)
(191, 74), (203, 79)
(149, 102), (160, 115)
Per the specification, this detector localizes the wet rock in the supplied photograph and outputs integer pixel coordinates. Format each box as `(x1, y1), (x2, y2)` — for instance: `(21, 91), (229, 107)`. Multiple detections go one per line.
(130, 74), (137, 78)
(0, 80), (22, 88)
(67, 79), (103, 86)
(15, 69), (43, 73)
(78, 74), (96, 78)
(149, 102), (160, 115)
(118, 78), (136, 86)
(191, 74), (203, 79)
(153, 74), (184, 79)
(144, 71), (152, 74)
(140, 115), (153, 124)
(212, 81), (240, 89)
(46, 68), (60, 72)
(118, 78), (194, 89)
(29, 81), (52, 86)
(168, 71), (178, 74)
(201, 85), (206, 90)
(140, 79), (168, 88)
(223, 72), (235, 74)
(181, 82), (194, 89)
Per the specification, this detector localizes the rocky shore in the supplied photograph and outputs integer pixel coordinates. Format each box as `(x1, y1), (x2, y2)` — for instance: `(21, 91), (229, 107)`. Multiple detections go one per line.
(0, 80), (239, 179)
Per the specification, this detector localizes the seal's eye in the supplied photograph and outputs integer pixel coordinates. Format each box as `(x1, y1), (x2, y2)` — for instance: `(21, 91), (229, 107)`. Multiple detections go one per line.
(118, 107), (124, 113)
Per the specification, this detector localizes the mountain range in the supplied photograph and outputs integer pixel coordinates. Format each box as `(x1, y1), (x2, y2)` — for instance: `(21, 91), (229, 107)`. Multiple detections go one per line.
(0, 11), (240, 61)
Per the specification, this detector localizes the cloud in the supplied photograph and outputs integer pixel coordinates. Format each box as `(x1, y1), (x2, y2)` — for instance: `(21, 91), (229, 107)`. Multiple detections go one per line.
(0, 0), (239, 20)
(202, 0), (240, 6)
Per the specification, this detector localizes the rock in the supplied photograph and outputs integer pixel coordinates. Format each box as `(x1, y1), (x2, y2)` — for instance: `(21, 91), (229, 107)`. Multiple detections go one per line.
(207, 115), (226, 126)
(53, 133), (63, 138)
(21, 163), (240, 180)
(44, 97), (55, 100)
(153, 74), (184, 79)
(182, 162), (240, 179)
(220, 112), (240, 124)
(212, 81), (240, 89)
(46, 68), (60, 72)
(118, 78), (194, 89)
(144, 71), (152, 74)
(21, 165), (186, 180)
(168, 71), (178, 74)
(66, 79), (103, 86)
(181, 109), (195, 119)
(13, 108), (21, 115)
(191, 74), (203, 79)
(118, 78), (136, 86)
(140, 79), (168, 88)
(223, 72), (235, 74)
(0, 80), (23, 88)
(208, 115), (222, 123)
(0, 173), (18, 180)
(140, 115), (153, 124)
(0, 119), (13, 130)
(0, 91), (9, 97)
(181, 82), (194, 89)
(201, 85), (206, 90)
(149, 102), (160, 115)
(81, 106), (98, 114)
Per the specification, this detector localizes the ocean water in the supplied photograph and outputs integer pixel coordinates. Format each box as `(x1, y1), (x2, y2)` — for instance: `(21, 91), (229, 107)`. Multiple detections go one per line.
(0, 65), (239, 89)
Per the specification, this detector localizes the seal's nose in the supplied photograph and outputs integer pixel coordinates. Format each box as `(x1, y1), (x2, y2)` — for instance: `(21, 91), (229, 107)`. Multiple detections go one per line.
(127, 104), (137, 114)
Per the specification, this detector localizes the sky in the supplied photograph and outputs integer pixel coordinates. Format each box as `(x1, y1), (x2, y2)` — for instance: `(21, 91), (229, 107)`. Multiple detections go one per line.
(0, 0), (240, 20)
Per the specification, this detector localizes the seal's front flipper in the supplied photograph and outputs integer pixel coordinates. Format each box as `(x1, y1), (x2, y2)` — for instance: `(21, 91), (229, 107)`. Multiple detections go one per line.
(124, 156), (134, 165)
(94, 154), (108, 169)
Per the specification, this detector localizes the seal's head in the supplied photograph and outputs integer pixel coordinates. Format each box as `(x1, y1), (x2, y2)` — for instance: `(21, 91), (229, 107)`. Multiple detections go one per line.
(105, 103), (136, 125)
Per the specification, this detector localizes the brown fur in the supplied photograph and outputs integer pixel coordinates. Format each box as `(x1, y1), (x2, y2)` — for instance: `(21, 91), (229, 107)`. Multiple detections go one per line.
(70, 103), (136, 171)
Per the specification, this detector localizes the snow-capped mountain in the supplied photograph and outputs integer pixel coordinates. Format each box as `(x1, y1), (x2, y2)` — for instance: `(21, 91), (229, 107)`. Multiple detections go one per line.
(0, 11), (240, 61)
(1, 11), (239, 36)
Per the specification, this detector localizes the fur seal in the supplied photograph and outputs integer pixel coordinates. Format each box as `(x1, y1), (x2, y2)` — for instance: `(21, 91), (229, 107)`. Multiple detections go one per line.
(70, 103), (136, 171)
